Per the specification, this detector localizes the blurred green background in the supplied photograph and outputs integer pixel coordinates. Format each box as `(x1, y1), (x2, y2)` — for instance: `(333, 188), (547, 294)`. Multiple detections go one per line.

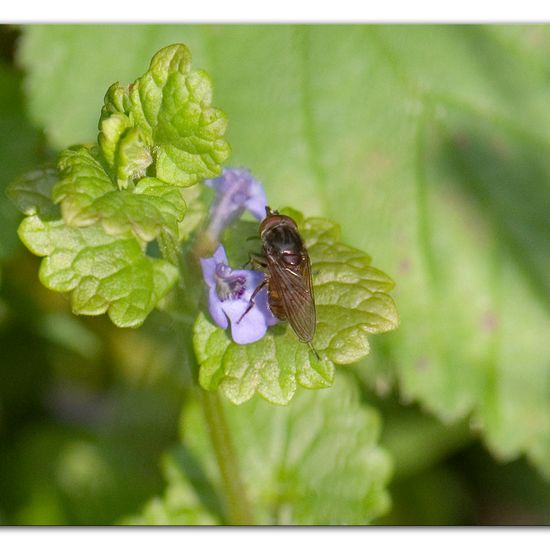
(2, 24), (550, 525)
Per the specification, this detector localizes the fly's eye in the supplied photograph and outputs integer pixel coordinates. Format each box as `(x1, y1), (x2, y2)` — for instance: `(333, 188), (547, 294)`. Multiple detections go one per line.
(282, 253), (301, 266)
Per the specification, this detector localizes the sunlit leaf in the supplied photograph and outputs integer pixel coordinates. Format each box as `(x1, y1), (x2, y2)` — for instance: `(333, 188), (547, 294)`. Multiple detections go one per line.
(99, 44), (230, 187)
(18, 214), (178, 328)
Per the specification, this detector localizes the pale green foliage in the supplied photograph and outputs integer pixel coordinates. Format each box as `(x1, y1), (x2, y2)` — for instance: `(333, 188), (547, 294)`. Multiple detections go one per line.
(193, 210), (398, 405)
(99, 87), (152, 189)
(11, 160), (181, 330)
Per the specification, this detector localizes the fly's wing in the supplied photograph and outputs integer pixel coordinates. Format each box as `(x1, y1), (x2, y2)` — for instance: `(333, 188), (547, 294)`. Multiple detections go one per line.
(267, 251), (316, 342)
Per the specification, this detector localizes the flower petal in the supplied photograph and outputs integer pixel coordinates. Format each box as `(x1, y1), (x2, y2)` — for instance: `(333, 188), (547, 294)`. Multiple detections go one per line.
(244, 183), (267, 220)
(212, 244), (228, 266)
(222, 298), (268, 345)
(204, 167), (268, 239)
(200, 243), (278, 344)
(208, 287), (229, 329)
(200, 256), (218, 288)
(200, 245), (229, 288)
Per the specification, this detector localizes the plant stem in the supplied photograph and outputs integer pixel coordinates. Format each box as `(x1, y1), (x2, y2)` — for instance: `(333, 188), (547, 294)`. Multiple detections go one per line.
(200, 389), (255, 525)
(164, 225), (255, 525)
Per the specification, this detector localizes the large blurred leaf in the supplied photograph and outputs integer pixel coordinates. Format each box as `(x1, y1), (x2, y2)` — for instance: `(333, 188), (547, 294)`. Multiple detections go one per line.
(129, 374), (391, 525)
(18, 25), (550, 476)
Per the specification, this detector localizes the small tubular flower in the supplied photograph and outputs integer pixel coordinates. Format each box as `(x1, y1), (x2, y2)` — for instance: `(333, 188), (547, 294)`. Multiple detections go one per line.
(200, 245), (277, 344)
(204, 167), (267, 241)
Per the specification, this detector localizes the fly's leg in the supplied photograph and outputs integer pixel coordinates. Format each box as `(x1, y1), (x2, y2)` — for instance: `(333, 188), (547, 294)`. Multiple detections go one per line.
(307, 341), (321, 361)
(242, 251), (268, 270)
(237, 278), (268, 324)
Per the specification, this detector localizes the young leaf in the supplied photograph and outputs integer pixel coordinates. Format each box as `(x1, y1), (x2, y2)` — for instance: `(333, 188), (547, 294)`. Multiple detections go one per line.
(99, 44), (230, 188)
(9, 162), (177, 329)
(53, 147), (186, 242)
(98, 85), (152, 189)
(41, 44), (228, 248)
(193, 211), (398, 405)
(10, 41), (232, 333)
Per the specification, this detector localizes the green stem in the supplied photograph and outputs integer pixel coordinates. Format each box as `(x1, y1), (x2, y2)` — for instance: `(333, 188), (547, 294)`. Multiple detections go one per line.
(200, 389), (255, 525)
(162, 225), (255, 525)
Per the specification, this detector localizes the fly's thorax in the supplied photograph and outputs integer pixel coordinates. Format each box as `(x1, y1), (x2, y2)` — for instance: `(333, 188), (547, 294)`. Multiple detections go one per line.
(261, 216), (304, 261)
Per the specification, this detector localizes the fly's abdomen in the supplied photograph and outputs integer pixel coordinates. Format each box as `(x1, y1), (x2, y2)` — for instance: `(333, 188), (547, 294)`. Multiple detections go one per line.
(267, 283), (287, 320)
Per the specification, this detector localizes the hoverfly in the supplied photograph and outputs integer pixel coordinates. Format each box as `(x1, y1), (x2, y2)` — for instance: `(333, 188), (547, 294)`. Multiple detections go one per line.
(238, 206), (319, 359)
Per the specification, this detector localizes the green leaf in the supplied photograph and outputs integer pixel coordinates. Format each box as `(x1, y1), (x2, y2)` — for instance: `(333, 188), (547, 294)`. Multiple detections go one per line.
(6, 166), (59, 220)
(11, 40), (230, 335)
(193, 211), (398, 405)
(98, 84), (152, 189)
(18, 214), (177, 328)
(52, 147), (186, 241)
(99, 44), (230, 187)
(188, 375), (391, 524)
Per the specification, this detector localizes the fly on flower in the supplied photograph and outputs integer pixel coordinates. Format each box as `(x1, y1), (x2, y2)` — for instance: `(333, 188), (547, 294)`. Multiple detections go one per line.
(238, 206), (320, 359)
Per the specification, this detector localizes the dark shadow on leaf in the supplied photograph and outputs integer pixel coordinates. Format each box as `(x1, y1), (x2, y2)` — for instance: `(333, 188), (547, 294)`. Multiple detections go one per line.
(269, 324), (287, 337)
(146, 239), (162, 259)
(170, 446), (226, 523)
(0, 57), (53, 260)
(458, 26), (549, 112)
(430, 110), (550, 309)
(222, 220), (260, 268)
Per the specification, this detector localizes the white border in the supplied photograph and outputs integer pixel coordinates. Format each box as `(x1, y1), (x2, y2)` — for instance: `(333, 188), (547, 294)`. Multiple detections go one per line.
(3, 0), (550, 23)
(2, 2), (550, 543)
(0, 528), (548, 550)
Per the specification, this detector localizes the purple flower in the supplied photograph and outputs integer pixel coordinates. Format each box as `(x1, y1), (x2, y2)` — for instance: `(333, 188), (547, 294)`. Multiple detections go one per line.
(200, 245), (278, 344)
(204, 168), (267, 241)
